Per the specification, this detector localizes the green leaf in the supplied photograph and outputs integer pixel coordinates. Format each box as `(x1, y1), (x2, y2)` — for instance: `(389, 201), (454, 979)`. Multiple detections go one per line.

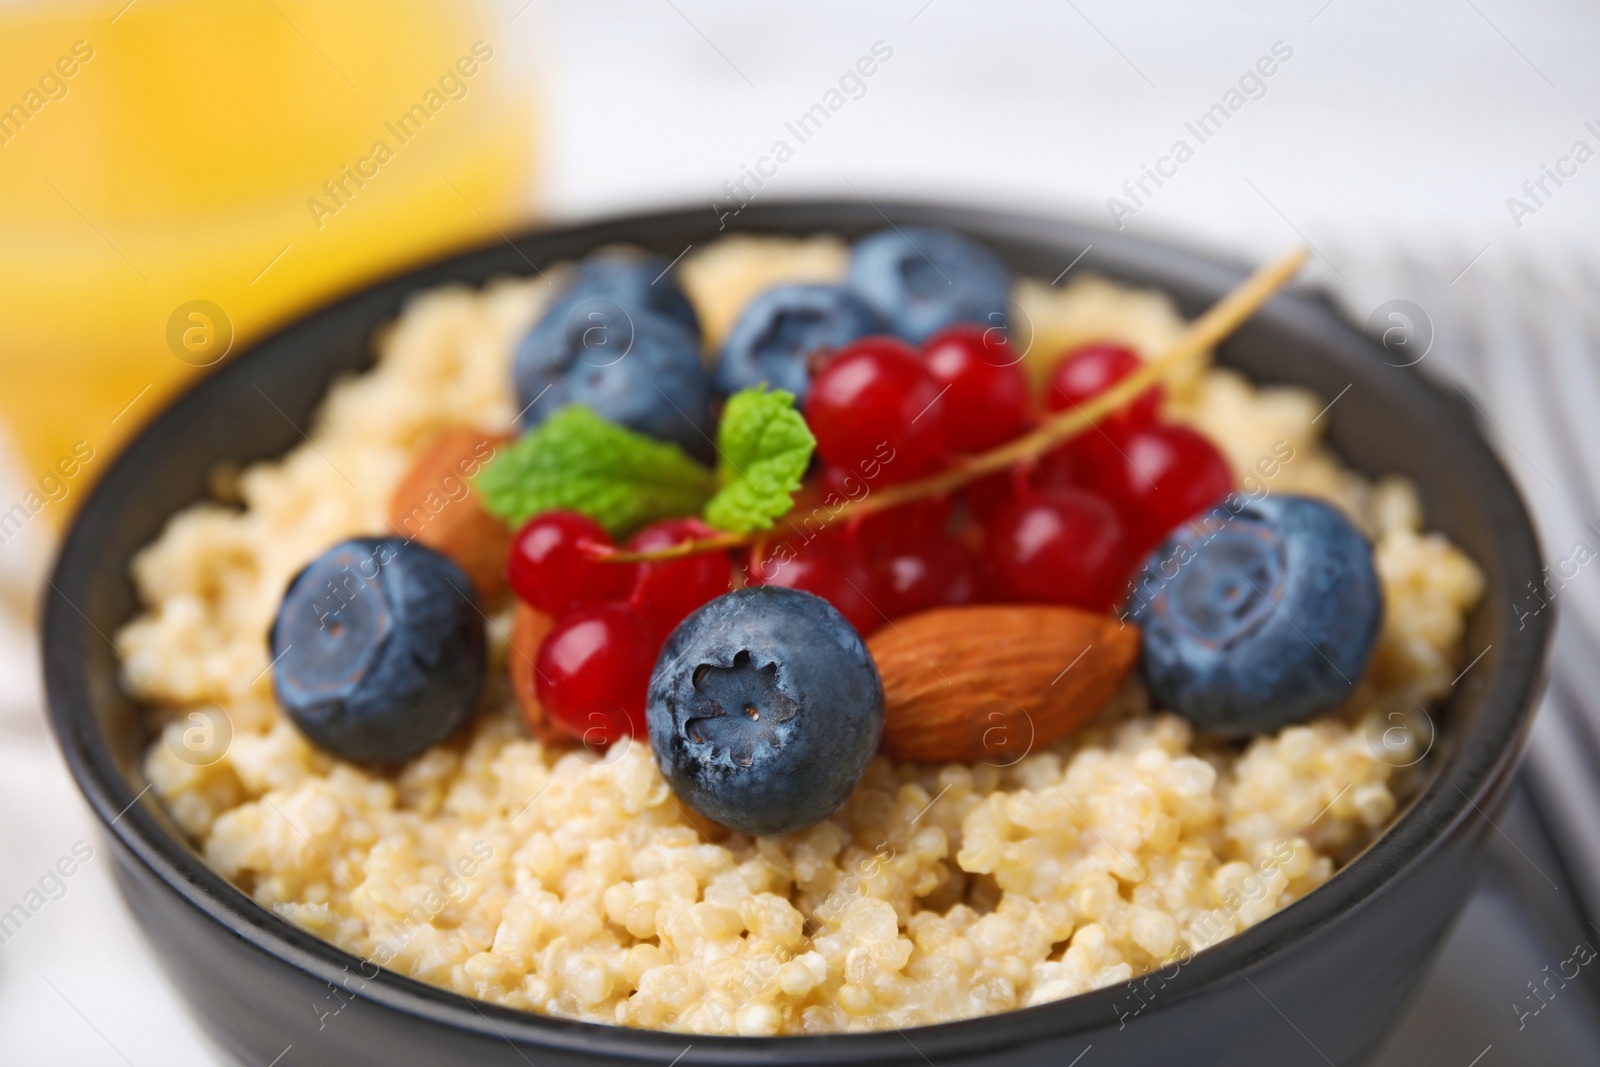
(703, 386), (816, 533)
(473, 407), (717, 538)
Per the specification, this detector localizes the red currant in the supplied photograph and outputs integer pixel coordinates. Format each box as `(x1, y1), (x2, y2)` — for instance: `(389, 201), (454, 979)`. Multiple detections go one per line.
(982, 487), (1128, 611)
(921, 324), (1029, 453)
(535, 602), (656, 744)
(805, 338), (947, 484)
(1032, 440), (1085, 492)
(1075, 422), (1233, 561)
(871, 531), (978, 618)
(813, 466), (952, 553)
(962, 464), (1028, 522)
(507, 511), (632, 615)
(1033, 428), (1115, 494)
(625, 517), (732, 634)
(1045, 342), (1163, 431)
(747, 529), (882, 635)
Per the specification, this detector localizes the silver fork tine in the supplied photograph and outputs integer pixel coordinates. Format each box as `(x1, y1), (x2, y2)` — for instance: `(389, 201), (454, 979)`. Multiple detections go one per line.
(1398, 245), (1482, 390)
(1505, 254), (1600, 657)
(1452, 255), (1600, 694)
(1515, 252), (1600, 518)
(1458, 255), (1569, 501)
(1460, 250), (1600, 921)
(1334, 245), (1600, 925)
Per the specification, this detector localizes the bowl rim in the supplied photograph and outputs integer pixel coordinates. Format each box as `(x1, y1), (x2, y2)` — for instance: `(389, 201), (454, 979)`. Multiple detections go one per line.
(42, 198), (1552, 1063)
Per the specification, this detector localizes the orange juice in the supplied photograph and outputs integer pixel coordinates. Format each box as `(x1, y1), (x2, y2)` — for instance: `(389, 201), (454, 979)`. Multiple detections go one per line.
(0, 0), (537, 511)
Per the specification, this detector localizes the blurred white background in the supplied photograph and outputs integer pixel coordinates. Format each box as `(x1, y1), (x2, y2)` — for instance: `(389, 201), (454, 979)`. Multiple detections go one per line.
(4, 1), (1598, 1063)
(533, 0), (1595, 267)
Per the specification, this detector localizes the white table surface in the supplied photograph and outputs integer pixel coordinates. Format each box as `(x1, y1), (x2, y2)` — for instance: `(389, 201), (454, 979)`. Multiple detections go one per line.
(4, 1), (1600, 1062)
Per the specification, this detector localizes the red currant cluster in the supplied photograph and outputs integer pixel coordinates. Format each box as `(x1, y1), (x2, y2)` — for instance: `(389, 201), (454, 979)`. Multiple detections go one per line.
(758, 329), (1232, 628)
(506, 512), (731, 745)
(504, 329), (1231, 747)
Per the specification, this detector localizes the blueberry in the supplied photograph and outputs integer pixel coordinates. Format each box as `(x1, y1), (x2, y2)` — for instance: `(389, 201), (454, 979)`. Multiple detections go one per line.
(714, 284), (887, 401)
(271, 537), (487, 763)
(846, 226), (1010, 343)
(1126, 495), (1382, 735)
(513, 292), (713, 460)
(566, 252), (701, 338)
(646, 587), (884, 836)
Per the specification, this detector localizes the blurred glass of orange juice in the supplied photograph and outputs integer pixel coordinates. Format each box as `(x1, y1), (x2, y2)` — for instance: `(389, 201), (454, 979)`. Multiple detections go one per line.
(0, 0), (538, 517)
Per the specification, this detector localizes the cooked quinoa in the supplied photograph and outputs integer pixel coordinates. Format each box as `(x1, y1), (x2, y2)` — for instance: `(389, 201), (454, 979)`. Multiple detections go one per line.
(117, 237), (1484, 1036)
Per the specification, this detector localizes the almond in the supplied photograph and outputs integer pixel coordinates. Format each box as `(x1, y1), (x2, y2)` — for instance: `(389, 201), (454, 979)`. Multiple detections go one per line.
(866, 605), (1140, 763)
(508, 602), (570, 746)
(388, 427), (512, 604)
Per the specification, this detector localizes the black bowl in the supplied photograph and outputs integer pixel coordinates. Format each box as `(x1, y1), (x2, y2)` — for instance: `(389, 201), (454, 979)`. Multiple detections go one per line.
(44, 201), (1551, 1066)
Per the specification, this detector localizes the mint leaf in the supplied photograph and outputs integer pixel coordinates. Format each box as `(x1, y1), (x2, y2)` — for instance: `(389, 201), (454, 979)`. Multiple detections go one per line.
(474, 407), (716, 537)
(704, 386), (816, 533)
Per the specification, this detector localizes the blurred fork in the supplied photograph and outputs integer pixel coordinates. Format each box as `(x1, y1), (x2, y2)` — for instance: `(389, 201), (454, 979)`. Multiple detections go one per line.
(1373, 246), (1600, 918)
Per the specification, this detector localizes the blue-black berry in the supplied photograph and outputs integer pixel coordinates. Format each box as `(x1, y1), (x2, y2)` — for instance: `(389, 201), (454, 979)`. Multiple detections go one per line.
(714, 283), (886, 401)
(846, 226), (1010, 343)
(513, 254), (712, 459)
(272, 537), (486, 763)
(646, 587), (883, 836)
(1126, 495), (1382, 735)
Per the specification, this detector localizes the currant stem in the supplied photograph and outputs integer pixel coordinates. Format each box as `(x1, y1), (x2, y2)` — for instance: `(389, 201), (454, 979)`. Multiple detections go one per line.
(599, 529), (749, 564)
(600, 247), (1311, 565)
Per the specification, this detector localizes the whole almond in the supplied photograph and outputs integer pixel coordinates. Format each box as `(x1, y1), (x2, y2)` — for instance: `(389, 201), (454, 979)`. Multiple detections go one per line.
(866, 605), (1139, 763)
(388, 427), (512, 604)
(508, 602), (570, 746)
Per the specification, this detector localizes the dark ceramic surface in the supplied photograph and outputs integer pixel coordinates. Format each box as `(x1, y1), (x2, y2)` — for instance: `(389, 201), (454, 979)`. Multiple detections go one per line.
(1371, 777), (1600, 1066)
(43, 202), (1552, 1065)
